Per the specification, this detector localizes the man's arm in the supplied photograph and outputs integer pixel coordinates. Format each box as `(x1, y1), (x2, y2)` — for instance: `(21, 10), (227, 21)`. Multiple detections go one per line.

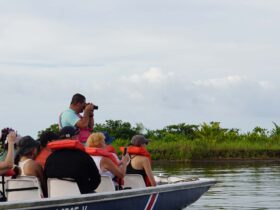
(88, 111), (94, 130)
(75, 104), (94, 129)
(75, 114), (91, 129)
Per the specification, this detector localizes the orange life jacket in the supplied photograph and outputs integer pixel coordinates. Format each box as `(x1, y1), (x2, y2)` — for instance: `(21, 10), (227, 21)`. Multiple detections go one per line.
(85, 147), (119, 166)
(86, 147), (123, 186)
(119, 146), (152, 186)
(35, 147), (52, 169)
(105, 145), (117, 154)
(47, 140), (85, 152)
(120, 146), (151, 162)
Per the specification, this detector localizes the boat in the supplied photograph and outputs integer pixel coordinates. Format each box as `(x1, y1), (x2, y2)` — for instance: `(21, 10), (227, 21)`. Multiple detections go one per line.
(0, 175), (216, 210)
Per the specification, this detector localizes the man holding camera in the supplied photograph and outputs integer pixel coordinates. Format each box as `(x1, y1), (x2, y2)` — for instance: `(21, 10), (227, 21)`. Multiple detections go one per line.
(59, 93), (98, 144)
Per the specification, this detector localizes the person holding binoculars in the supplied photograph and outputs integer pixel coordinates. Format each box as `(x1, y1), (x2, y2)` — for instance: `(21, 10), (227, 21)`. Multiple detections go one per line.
(59, 93), (98, 144)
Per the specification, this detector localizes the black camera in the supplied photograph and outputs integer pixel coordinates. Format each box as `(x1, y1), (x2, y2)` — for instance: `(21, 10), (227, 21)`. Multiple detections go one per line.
(86, 103), (98, 110)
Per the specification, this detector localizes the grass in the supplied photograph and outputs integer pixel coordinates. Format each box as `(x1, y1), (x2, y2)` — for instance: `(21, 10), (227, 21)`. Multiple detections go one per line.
(112, 135), (280, 161)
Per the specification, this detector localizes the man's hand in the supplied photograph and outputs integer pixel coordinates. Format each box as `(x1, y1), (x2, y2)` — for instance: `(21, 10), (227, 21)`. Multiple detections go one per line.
(84, 103), (94, 115)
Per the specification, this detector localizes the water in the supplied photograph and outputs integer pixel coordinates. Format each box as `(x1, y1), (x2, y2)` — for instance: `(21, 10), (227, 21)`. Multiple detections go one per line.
(153, 161), (280, 210)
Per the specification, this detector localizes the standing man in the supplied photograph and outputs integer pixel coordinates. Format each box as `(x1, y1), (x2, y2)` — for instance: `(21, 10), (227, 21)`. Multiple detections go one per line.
(59, 93), (97, 144)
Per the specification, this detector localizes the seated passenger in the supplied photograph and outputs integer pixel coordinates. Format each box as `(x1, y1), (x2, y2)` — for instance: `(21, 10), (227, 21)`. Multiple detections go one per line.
(44, 126), (101, 194)
(14, 136), (47, 197)
(0, 131), (16, 175)
(0, 128), (20, 162)
(86, 132), (129, 188)
(35, 131), (59, 169)
(121, 135), (156, 187)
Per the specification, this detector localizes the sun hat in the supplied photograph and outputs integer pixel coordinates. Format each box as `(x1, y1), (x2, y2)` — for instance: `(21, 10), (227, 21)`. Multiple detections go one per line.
(131, 135), (149, 146)
(59, 126), (80, 139)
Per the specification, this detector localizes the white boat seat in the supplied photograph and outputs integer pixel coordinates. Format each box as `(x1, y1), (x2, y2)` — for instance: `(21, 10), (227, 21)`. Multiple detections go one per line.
(47, 178), (81, 198)
(124, 174), (146, 189)
(95, 175), (115, 193)
(5, 176), (42, 201)
(0, 175), (12, 196)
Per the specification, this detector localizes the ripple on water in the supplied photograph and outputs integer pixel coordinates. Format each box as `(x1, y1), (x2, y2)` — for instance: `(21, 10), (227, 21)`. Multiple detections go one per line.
(154, 162), (280, 210)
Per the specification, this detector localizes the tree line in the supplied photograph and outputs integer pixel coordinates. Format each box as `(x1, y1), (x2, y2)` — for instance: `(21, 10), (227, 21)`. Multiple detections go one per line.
(39, 120), (280, 142)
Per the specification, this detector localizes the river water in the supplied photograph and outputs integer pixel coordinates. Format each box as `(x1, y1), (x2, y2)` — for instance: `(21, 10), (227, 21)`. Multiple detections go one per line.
(153, 161), (280, 210)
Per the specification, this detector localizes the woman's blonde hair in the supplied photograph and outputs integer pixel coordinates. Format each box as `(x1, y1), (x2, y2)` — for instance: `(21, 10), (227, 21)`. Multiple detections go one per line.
(87, 132), (105, 148)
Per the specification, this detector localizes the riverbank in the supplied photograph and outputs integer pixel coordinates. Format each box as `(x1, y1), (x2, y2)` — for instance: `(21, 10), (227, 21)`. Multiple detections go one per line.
(153, 158), (280, 163)
(112, 137), (280, 161)
(93, 120), (280, 161)
(35, 121), (280, 161)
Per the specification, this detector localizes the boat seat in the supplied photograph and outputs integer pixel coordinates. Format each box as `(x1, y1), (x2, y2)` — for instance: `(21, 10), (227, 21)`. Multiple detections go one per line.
(0, 175), (12, 197)
(124, 174), (146, 189)
(95, 175), (115, 193)
(47, 178), (81, 198)
(5, 176), (42, 201)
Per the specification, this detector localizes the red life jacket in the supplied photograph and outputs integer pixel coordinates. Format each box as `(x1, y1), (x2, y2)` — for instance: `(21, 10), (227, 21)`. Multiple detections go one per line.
(86, 147), (123, 185)
(119, 146), (152, 186)
(47, 140), (85, 152)
(120, 146), (151, 162)
(85, 147), (119, 166)
(105, 145), (117, 154)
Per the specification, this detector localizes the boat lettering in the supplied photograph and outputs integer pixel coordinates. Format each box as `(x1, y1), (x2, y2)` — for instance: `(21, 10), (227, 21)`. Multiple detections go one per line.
(56, 205), (88, 210)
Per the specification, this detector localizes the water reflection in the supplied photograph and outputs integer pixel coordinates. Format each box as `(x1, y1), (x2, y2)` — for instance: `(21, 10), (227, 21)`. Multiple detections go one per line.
(153, 161), (280, 210)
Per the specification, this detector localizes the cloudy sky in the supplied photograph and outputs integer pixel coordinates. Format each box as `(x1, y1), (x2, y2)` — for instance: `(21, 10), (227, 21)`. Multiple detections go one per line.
(1, 0), (280, 138)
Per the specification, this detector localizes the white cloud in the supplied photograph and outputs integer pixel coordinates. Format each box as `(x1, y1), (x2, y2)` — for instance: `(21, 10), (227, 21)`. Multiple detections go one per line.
(121, 67), (174, 85)
(1, 0), (280, 137)
(193, 75), (246, 89)
(143, 67), (174, 83)
(258, 81), (275, 90)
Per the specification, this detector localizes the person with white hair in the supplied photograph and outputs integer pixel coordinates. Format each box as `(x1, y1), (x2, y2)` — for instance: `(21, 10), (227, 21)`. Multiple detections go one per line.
(86, 132), (129, 189)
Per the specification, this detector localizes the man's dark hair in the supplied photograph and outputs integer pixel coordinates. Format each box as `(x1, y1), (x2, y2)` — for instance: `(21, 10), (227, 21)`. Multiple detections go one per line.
(71, 93), (86, 105)
(38, 131), (59, 147)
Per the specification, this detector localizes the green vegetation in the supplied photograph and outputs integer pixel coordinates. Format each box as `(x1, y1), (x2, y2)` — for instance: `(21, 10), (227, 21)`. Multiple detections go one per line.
(37, 120), (280, 161)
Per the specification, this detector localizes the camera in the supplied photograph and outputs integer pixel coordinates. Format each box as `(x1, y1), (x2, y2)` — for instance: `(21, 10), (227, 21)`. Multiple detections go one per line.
(86, 103), (98, 110)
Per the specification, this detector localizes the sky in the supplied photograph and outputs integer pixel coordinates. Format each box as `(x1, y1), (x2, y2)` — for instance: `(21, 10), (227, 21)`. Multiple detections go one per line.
(1, 0), (280, 138)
